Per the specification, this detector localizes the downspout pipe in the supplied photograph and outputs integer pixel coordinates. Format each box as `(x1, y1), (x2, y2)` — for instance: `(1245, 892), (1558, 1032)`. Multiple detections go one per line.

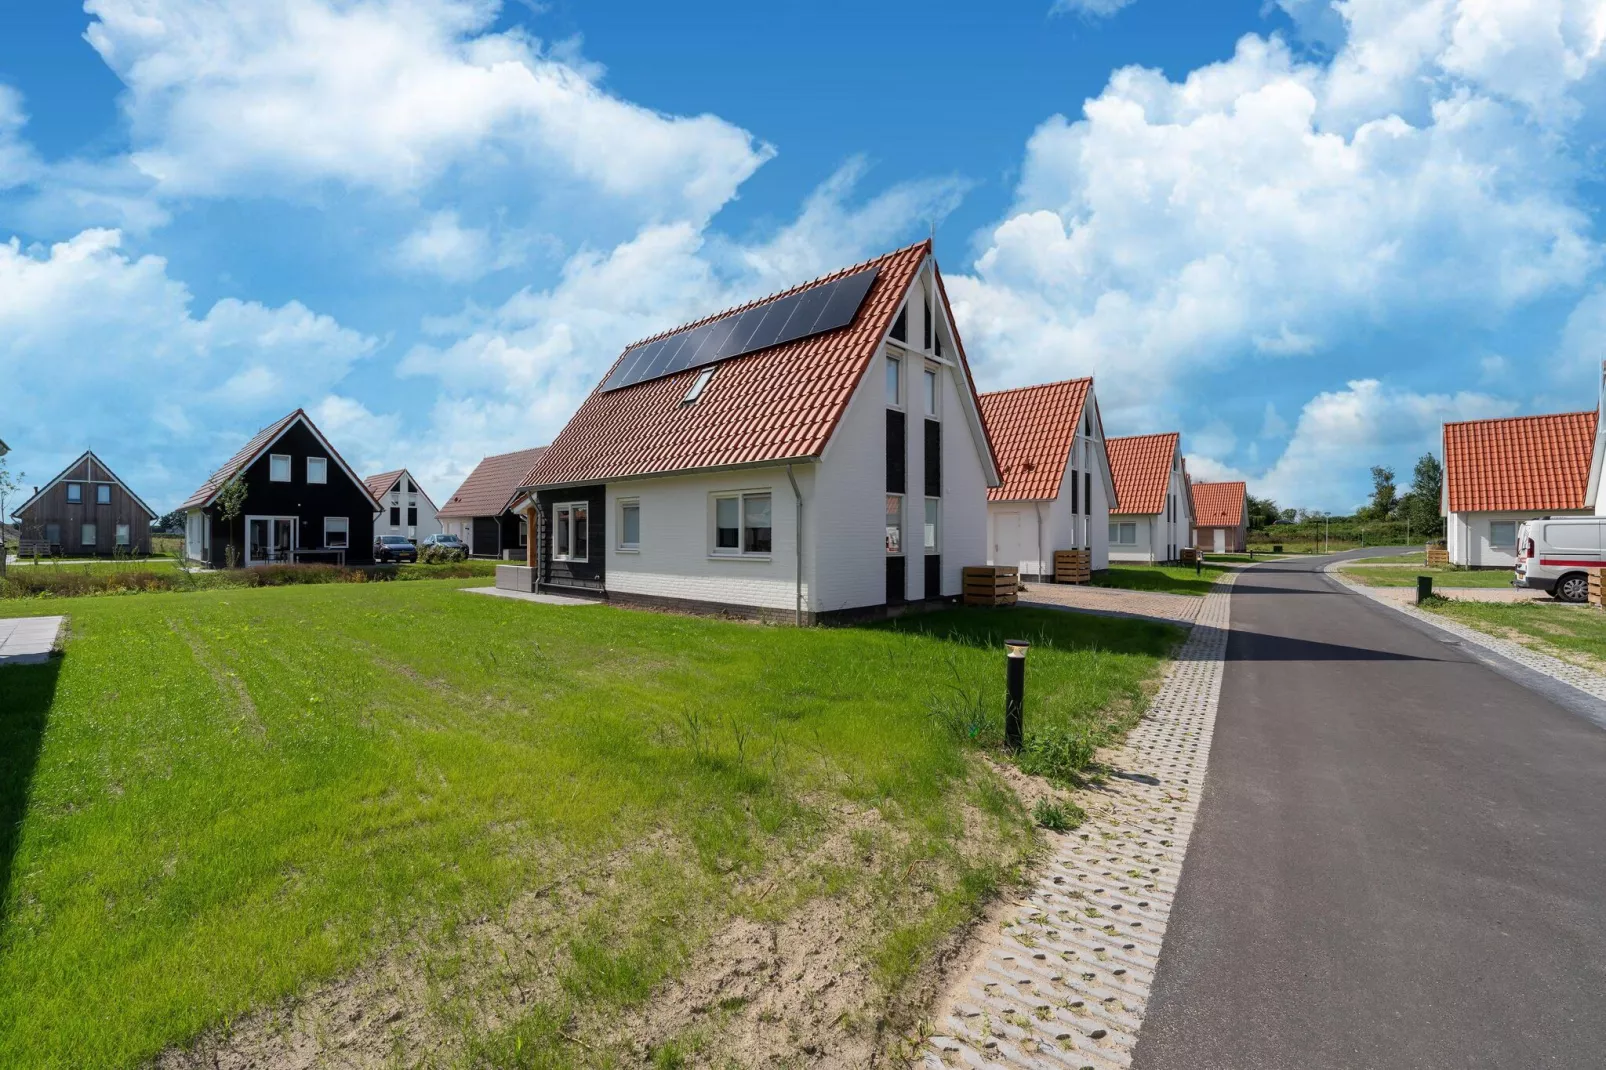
(1035, 502), (1046, 582)
(786, 463), (804, 626)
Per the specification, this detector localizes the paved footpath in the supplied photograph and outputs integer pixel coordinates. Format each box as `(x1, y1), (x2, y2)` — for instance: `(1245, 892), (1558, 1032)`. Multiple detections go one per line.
(0, 615), (63, 666)
(924, 575), (1235, 1068)
(1019, 583), (1205, 626)
(1134, 552), (1606, 1070)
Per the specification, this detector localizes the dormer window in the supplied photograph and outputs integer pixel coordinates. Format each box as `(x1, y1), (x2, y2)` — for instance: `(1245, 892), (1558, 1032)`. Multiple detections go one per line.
(683, 367), (715, 404)
(890, 305), (908, 344)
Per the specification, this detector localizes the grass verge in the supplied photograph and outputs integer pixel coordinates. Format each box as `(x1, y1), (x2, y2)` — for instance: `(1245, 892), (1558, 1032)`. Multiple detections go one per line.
(1091, 562), (1233, 596)
(1340, 565), (1516, 588)
(0, 579), (1180, 1068)
(1, 559), (496, 599)
(1419, 599), (1606, 667)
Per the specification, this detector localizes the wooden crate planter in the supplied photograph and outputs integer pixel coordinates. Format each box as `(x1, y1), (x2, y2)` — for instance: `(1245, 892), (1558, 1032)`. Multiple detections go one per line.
(963, 565), (1019, 606)
(1053, 549), (1091, 584)
(1590, 569), (1605, 607)
(1425, 545), (1450, 568)
(1179, 547), (1200, 565)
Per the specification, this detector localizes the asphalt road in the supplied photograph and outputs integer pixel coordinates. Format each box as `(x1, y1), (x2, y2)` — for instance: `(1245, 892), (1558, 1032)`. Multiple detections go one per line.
(1133, 550), (1606, 1070)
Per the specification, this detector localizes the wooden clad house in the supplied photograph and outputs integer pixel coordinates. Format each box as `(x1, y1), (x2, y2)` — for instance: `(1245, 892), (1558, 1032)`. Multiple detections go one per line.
(180, 409), (383, 567)
(437, 446), (548, 558)
(12, 450), (157, 557)
(514, 239), (1001, 622)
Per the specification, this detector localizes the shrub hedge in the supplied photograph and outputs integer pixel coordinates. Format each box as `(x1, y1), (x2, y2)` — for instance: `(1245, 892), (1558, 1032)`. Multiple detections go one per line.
(0, 561), (496, 600)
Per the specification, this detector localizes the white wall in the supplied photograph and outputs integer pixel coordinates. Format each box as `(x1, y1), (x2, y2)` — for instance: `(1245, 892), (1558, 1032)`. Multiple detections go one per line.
(372, 471), (443, 542)
(1448, 509), (1588, 566)
(606, 466), (810, 611)
(1109, 515), (1156, 562)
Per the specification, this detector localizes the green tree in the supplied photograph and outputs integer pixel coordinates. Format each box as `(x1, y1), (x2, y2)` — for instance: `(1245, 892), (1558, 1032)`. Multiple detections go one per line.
(151, 509), (186, 534)
(1367, 465), (1398, 520)
(1406, 453), (1444, 538)
(216, 475), (249, 569)
(0, 456), (22, 576)
(1246, 495), (1281, 530)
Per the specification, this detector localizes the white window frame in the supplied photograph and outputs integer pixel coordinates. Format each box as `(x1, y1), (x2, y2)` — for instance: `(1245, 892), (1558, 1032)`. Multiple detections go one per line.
(923, 497), (939, 553)
(923, 366), (939, 417)
(81, 522), (97, 547)
(885, 353), (903, 409)
(96, 484), (112, 504)
(307, 457), (328, 484)
(323, 516), (350, 549)
(1110, 521), (1138, 546)
(1489, 520), (1518, 549)
(66, 482), (82, 503)
(618, 498), (641, 551)
(886, 493), (905, 555)
(711, 491), (772, 558)
(554, 502), (589, 563)
(269, 454), (292, 482)
(683, 367), (715, 404)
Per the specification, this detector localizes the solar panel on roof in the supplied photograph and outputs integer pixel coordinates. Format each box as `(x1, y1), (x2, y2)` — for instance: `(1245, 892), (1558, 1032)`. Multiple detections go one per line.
(600, 264), (880, 392)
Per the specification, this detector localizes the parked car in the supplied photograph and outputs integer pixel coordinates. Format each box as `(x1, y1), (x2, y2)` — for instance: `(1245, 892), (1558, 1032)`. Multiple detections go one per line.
(373, 535), (418, 563)
(1514, 517), (1604, 602)
(421, 533), (467, 552)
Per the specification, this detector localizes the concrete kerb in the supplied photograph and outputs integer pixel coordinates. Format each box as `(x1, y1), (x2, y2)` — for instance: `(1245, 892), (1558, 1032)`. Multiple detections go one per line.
(922, 572), (1238, 1069)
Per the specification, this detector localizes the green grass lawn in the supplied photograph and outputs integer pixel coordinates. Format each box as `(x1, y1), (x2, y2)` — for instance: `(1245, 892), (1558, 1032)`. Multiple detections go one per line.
(1347, 552), (1426, 564)
(1422, 600), (1606, 666)
(1340, 565), (1515, 588)
(0, 580), (1180, 1068)
(1091, 562), (1233, 596)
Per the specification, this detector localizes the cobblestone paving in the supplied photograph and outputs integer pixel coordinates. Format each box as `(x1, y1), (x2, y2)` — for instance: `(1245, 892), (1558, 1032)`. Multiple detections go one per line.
(923, 575), (1236, 1069)
(1328, 568), (1606, 706)
(1018, 584), (1203, 626)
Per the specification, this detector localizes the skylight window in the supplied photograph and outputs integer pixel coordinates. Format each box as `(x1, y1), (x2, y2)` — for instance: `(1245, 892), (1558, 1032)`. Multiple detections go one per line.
(684, 367), (715, 403)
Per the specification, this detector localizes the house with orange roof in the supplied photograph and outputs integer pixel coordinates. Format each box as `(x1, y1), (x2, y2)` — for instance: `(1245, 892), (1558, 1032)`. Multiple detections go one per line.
(1442, 406), (1606, 567)
(1190, 480), (1248, 554)
(514, 240), (1001, 622)
(978, 378), (1116, 579)
(365, 468), (442, 544)
(437, 446), (549, 558)
(1105, 432), (1192, 563)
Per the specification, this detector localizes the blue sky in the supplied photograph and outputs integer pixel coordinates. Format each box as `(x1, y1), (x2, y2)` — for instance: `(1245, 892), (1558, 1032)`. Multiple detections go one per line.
(2, 0), (1604, 515)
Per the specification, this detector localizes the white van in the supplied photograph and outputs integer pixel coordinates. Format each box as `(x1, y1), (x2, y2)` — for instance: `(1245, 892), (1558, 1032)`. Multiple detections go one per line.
(1514, 517), (1606, 602)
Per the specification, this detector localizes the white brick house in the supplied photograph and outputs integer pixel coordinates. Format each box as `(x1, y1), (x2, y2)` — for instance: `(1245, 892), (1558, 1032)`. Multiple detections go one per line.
(979, 378), (1116, 579)
(365, 469), (442, 543)
(514, 240), (1001, 622)
(1106, 433), (1192, 564)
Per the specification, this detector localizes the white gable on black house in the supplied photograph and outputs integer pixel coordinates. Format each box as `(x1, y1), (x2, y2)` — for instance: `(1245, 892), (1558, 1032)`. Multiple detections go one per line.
(180, 409), (383, 567)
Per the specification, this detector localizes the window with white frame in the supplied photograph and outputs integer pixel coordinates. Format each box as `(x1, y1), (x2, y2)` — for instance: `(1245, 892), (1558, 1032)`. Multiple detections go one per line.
(886, 354), (902, 407)
(923, 498), (939, 552)
(518, 516), (528, 546)
(307, 457), (328, 484)
(116, 523), (130, 546)
(66, 483), (82, 503)
(1489, 520), (1518, 548)
(1110, 522), (1137, 545)
(619, 499), (641, 550)
(270, 454), (292, 482)
(96, 484), (112, 504)
(81, 523), (97, 546)
(324, 517), (349, 548)
(886, 494), (904, 554)
(713, 492), (771, 555)
(923, 367), (938, 417)
(554, 503), (589, 562)
(683, 367), (715, 404)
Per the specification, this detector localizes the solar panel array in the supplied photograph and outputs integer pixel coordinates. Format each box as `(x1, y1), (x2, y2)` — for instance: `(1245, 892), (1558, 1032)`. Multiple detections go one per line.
(601, 265), (880, 393)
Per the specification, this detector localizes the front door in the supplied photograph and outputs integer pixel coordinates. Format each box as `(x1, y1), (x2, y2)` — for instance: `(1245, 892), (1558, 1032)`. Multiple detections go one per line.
(994, 511), (1021, 569)
(1214, 528), (1226, 554)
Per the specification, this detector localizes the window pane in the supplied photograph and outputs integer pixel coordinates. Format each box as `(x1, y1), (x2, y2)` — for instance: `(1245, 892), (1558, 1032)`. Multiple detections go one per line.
(924, 369), (937, 416)
(622, 504), (640, 545)
(407, 507), (418, 526)
(573, 505), (588, 554)
(66, 484), (81, 502)
(744, 494), (772, 553)
(308, 458), (327, 483)
(924, 498), (938, 551)
(97, 484), (111, 504)
(1490, 521), (1517, 547)
(716, 497), (739, 548)
(1124, 523), (1137, 543)
(82, 523), (96, 545)
(886, 356), (900, 403)
(886, 494), (903, 553)
(270, 455), (291, 481)
(390, 507), (400, 525)
(46, 523), (60, 544)
(1109, 522), (1119, 543)
(556, 508), (571, 555)
(116, 524), (130, 546)
(326, 517), (349, 548)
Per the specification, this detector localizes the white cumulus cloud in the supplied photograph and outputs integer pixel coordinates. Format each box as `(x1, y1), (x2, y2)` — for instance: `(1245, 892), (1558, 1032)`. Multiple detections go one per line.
(1051, 0), (1138, 18)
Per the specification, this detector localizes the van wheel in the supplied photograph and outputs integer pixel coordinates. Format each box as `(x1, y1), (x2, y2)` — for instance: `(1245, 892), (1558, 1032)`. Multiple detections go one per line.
(1556, 572), (1590, 603)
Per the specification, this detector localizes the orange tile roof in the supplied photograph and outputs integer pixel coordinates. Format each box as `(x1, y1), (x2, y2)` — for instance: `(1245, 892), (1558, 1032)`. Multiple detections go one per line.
(523, 241), (993, 489)
(1106, 433), (1180, 516)
(439, 447), (548, 518)
(364, 469), (405, 501)
(1191, 481), (1247, 527)
(979, 378), (1091, 502)
(1443, 411), (1597, 513)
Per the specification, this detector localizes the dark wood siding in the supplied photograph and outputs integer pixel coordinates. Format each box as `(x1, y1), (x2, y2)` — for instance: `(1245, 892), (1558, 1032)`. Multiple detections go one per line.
(471, 517), (502, 557)
(537, 486), (606, 591)
(16, 453), (154, 556)
(198, 420), (376, 567)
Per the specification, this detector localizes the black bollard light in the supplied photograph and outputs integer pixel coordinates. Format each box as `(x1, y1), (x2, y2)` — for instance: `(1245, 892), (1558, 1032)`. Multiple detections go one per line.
(1416, 575), (1433, 604)
(1005, 639), (1030, 750)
